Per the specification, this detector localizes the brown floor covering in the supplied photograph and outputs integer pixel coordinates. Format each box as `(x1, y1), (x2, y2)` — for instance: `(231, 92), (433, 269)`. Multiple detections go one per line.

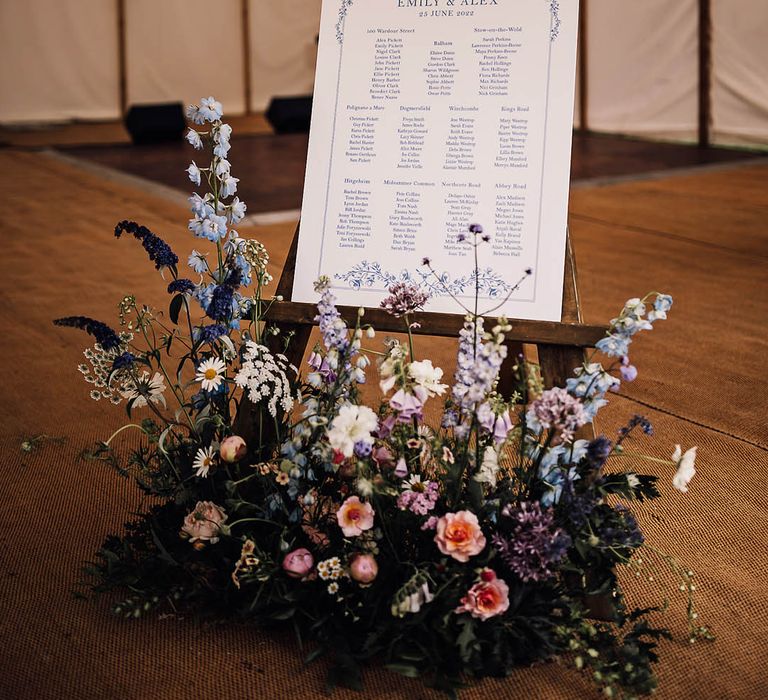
(52, 131), (763, 214)
(0, 150), (767, 699)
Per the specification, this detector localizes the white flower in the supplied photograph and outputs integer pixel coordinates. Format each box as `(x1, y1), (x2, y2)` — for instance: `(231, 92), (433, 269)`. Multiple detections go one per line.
(392, 581), (434, 617)
(326, 404), (378, 458)
(408, 359), (448, 398)
(186, 129), (203, 150)
(199, 96), (223, 122)
(474, 446), (499, 488)
(121, 371), (166, 408)
(186, 104), (206, 125)
(220, 174), (239, 198)
(187, 161), (201, 186)
(672, 445), (697, 493)
(234, 342), (296, 417)
(193, 445), (216, 478)
(627, 473), (640, 489)
(195, 357), (226, 392)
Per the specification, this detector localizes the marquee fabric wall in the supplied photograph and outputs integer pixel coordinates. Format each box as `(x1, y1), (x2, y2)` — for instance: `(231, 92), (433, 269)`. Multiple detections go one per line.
(0, 0), (765, 147)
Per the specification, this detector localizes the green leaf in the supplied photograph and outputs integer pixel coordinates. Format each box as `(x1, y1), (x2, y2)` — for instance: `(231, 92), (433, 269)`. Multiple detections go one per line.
(385, 663), (421, 679)
(169, 295), (184, 325)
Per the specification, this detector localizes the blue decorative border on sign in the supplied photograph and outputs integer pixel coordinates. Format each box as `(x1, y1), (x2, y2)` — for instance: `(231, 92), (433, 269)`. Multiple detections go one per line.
(548, 1), (561, 41)
(335, 262), (515, 298)
(336, 0), (354, 44)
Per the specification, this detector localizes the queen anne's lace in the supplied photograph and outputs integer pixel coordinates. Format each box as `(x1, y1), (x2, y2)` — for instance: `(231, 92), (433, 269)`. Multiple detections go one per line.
(235, 342), (297, 417)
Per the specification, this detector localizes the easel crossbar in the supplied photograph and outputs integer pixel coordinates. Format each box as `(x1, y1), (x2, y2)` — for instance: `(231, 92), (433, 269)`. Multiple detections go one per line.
(263, 302), (606, 348)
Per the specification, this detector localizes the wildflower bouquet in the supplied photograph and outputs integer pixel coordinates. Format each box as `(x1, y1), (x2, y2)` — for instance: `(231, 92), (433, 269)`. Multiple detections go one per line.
(58, 98), (710, 699)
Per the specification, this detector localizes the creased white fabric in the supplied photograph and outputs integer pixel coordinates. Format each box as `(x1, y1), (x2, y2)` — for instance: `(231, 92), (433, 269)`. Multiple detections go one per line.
(249, 0), (322, 111)
(125, 0), (245, 114)
(586, 0), (699, 141)
(0, 0), (119, 124)
(712, 0), (768, 146)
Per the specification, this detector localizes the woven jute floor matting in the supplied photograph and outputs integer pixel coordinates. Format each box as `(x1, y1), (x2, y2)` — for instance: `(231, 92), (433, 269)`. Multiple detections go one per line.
(1, 151), (766, 699)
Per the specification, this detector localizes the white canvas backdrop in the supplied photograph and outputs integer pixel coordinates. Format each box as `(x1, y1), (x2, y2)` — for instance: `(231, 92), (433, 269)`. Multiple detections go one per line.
(0, 0), (119, 123)
(0, 0), (765, 147)
(712, 0), (768, 146)
(586, 0), (699, 142)
(125, 0), (245, 114)
(249, 0), (322, 111)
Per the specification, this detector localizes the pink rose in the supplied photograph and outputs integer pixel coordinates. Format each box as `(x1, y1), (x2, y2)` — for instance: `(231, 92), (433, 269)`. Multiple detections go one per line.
(180, 501), (227, 544)
(349, 553), (378, 585)
(220, 435), (247, 463)
(434, 510), (486, 562)
(455, 569), (510, 620)
(282, 548), (314, 579)
(336, 496), (375, 537)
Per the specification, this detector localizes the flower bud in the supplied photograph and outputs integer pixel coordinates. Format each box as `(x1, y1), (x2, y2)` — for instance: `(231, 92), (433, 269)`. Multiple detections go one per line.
(282, 548), (314, 579)
(219, 435), (247, 463)
(349, 553), (378, 585)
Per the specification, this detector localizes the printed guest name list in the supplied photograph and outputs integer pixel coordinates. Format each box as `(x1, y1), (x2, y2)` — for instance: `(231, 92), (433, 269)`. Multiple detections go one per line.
(293, 0), (579, 322)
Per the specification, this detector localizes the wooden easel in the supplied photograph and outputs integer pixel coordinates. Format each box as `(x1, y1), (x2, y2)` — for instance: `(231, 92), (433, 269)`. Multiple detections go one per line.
(256, 224), (606, 393)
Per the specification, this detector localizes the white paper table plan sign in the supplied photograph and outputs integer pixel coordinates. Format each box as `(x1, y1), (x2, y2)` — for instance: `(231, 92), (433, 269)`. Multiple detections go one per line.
(292, 0), (579, 323)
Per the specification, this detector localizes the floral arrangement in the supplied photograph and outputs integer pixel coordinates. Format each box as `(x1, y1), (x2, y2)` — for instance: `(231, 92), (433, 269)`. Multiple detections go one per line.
(57, 98), (711, 699)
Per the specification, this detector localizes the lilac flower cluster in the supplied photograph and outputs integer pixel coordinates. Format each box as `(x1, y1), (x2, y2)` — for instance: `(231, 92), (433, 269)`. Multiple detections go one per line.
(114, 220), (178, 270)
(314, 277), (350, 354)
(54, 316), (121, 351)
(445, 317), (507, 436)
(527, 387), (588, 444)
(380, 282), (429, 317)
(397, 478), (439, 515)
(493, 501), (571, 582)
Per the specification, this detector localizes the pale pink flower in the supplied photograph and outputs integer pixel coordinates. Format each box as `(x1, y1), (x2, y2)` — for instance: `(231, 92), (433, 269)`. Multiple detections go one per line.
(389, 389), (423, 422)
(434, 510), (487, 562)
(180, 501), (227, 544)
(349, 553), (379, 585)
(282, 548), (314, 579)
(455, 569), (510, 620)
(220, 435), (247, 463)
(336, 496), (375, 537)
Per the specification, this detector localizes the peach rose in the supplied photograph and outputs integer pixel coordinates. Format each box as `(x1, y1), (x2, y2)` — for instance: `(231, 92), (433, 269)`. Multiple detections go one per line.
(220, 435), (247, 463)
(349, 553), (378, 585)
(336, 496), (375, 537)
(455, 569), (510, 620)
(180, 501), (227, 544)
(434, 510), (486, 562)
(282, 548), (314, 579)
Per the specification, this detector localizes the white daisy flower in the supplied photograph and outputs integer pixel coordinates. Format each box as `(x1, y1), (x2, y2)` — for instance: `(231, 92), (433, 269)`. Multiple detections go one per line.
(195, 357), (227, 392)
(193, 445), (216, 478)
(121, 371), (167, 408)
